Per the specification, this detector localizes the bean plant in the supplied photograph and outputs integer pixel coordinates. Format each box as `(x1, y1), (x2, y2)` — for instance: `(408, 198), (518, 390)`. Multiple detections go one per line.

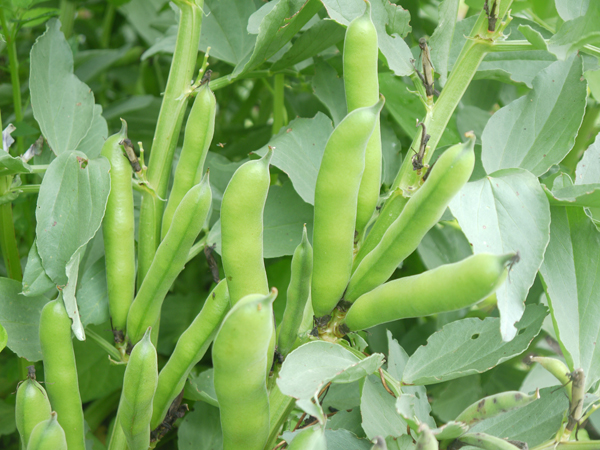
(1, 0), (600, 449)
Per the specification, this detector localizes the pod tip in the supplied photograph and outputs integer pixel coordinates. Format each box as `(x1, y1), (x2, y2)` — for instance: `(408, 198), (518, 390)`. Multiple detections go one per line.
(119, 118), (128, 137)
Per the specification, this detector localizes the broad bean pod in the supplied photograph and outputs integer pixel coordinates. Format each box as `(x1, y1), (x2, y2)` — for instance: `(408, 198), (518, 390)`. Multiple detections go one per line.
(26, 412), (67, 450)
(101, 120), (135, 336)
(311, 98), (384, 318)
(277, 225), (313, 357)
(161, 82), (216, 238)
(344, 252), (516, 331)
(288, 426), (326, 450)
(116, 328), (157, 450)
(213, 289), (277, 450)
(343, 1), (382, 235)
(529, 356), (571, 398)
(151, 279), (230, 429)
(39, 298), (85, 450)
(455, 389), (539, 425)
(458, 433), (522, 450)
(127, 174), (212, 344)
(345, 136), (475, 302)
(16, 375), (52, 448)
(220, 149), (272, 305)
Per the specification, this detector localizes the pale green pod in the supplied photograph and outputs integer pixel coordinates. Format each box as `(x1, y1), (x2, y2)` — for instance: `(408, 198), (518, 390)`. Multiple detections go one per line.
(26, 412), (67, 450)
(458, 433), (522, 450)
(455, 389), (540, 425)
(288, 426), (327, 450)
(16, 378), (52, 448)
(345, 136), (475, 302)
(530, 356), (572, 398)
(311, 98), (384, 319)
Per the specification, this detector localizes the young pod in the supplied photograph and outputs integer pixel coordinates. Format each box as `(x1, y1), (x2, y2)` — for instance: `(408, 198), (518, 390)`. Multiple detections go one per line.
(277, 225), (313, 357)
(220, 149), (272, 305)
(455, 389), (540, 425)
(39, 298), (85, 450)
(311, 98), (384, 319)
(344, 252), (516, 331)
(151, 279), (230, 429)
(101, 119), (136, 337)
(117, 328), (158, 450)
(288, 426), (326, 450)
(416, 425), (438, 450)
(529, 356), (572, 398)
(343, 1), (382, 235)
(345, 136), (475, 302)
(127, 174), (212, 345)
(162, 82), (216, 238)
(26, 412), (67, 450)
(213, 289), (277, 450)
(16, 376), (52, 448)
(458, 432), (522, 450)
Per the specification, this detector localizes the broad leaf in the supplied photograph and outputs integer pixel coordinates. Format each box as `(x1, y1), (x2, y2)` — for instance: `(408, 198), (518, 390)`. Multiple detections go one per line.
(0, 323), (7, 354)
(77, 257), (109, 327)
(35, 151), (110, 286)
(118, 0), (172, 45)
(255, 113), (333, 205)
(184, 369), (218, 407)
(418, 222), (473, 270)
(320, 0), (413, 77)
(361, 374), (408, 439)
(555, 0), (590, 21)
(0, 153), (32, 177)
(402, 304), (547, 385)
(30, 19), (95, 155)
(518, 25), (548, 51)
(548, 2), (600, 60)
(449, 169), (550, 340)
(576, 131), (600, 184)
(312, 59), (347, 127)
(74, 105), (108, 159)
(232, 0), (322, 77)
(539, 206), (600, 390)
(0, 277), (49, 361)
(482, 55), (586, 176)
(178, 402), (222, 450)
(22, 240), (55, 297)
(429, 0), (460, 86)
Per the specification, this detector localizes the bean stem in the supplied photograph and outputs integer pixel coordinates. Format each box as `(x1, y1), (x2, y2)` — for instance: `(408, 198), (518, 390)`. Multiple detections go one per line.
(58, 0), (76, 39)
(137, 0), (203, 286)
(272, 74), (286, 135)
(86, 328), (123, 362)
(100, 3), (115, 49)
(0, 176), (22, 281)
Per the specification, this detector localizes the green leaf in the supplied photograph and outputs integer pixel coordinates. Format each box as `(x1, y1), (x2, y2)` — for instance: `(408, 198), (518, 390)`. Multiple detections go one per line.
(321, 0), (413, 76)
(232, 0), (322, 77)
(555, 0), (590, 21)
(544, 182), (600, 207)
(288, 427), (327, 450)
(75, 47), (132, 83)
(418, 222), (473, 271)
(271, 19), (345, 71)
(429, 0), (460, 86)
(0, 152), (32, 177)
(381, 120), (402, 187)
(73, 324), (125, 403)
(118, 0), (172, 45)
(482, 55), (586, 176)
(402, 304), (547, 385)
(431, 375), (483, 423)
(518, 24), (548, 51)
(312, 59), (347, 127)
(278, 341), (384, 401)
(0, 322), (7, 354)
(468, 387), (568, 448)
(549, 2), (600, 60)
(0, 277), (49, 361)
(539, 206), (600, 390)
(361, 374), (408, 439)
(77, 257), (109, 327)
(0, 399), (16, 436)
(35, 151), (110, 286)
(30, 19), (95, 155)
(178, 401), (222, 450)
(184, 369), (218, 407)
(22, 239), (55, 297)
(449, 169), (551, 340)
(255, 113), (333, 205)
(576, 131), (600, 184)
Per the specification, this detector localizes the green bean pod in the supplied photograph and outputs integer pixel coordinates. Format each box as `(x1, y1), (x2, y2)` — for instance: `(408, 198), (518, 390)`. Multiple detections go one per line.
(277, 225), (313, 357)
(345, 136), (475, 302)
(213, 289), (277, 450)
(455, 389), (540, 425)
(26, 412), (67, 450)
(162, 83), (216, 239)
(344, 1), (382, 235)
(116, 328), (158, 450)
(458, 433), (522, 450)
(39, 298), (85, 450)
(353, 188), (407, 272)
(127, 174), (212, 345)
(16, 377), (52, 448)
(416, 425), (438, 450)
(344, 252), (515, 331)
(529, 356), (572, 398)
(370, 436), (387, 450)
(311, 98), (384, 318)
(221, 149), (272, 305)
(151, 279), (230, 429)
(288, 426), (326, 450)
(101, 120), (135, 336)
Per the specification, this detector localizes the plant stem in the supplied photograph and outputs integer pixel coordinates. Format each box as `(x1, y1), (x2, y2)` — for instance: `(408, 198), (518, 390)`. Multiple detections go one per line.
(488, 40), (537, 52)
(10, 184), (41, 194)
(0, 176), (22, 281)
(272, 74), (285, 135)
(58, 0), (76, 38)
(86, 328), (123, 361)
(0, 8), (23, 154)
(137, 0), (203, 286)
(265, 374), (296, 450)
(100, 3), (115, 49)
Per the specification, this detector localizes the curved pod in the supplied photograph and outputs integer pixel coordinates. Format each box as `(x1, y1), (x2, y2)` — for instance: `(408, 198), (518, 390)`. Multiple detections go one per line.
(344, 252), (515, 331)
(16, 378), (52, 448)
(221, 150), (272, 305)
(213, 290), (277, 450)
(345, 136), (475, 302)
(27, 412), (67, 450)
(311, 97), (384, 318)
